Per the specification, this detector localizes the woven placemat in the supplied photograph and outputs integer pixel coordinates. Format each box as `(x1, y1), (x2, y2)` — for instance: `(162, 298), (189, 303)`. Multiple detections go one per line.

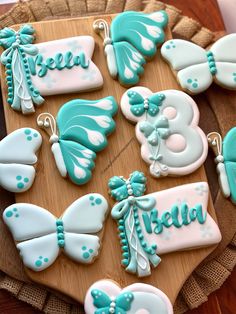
(0, 1), (235, 313)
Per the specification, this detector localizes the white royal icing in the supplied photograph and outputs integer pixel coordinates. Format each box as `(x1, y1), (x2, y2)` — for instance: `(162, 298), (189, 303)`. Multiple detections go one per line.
(0, 128), (42, 193)
(3, 193), (108, 271)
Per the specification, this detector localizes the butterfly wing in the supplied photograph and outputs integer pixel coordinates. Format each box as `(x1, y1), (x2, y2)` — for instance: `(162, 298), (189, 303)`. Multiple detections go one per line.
(213, 62), (236, 90)
(161, 39), (207, 70)
(211, 33), (236, 63)
(17, 234), (59, 271)
(223, 127), (236, 203)
(91, 289), (111, 312)
(3, 203), (58, 271)
(111, 11), (168, 58)
(0, 128), (42, 164)
(59, 140), (96, 185)
(57, 97), (117, 152)
(0, 164), (35, 193)
(116, 292), (134, 311)
(62, 194), (108, 263)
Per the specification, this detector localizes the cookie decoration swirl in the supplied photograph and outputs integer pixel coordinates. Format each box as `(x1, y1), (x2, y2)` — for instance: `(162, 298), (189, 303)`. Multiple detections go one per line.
(207, 128), (236, 204)
(161, 34), (236, 94)
(37, 96), (117, 185)
(0, 25), (44, 114)
(3, 194), (109, 271)
(0, 127), (42, 192)
(109, 171), (222, 277)
(121, 87), (208, 178)
(84, 279), (173, 314)
(93, 10), (168, 86)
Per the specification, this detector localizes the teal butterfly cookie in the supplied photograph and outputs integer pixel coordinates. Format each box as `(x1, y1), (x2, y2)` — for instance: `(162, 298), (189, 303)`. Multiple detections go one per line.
(208, 128), (236, 204)
(93, 11), (168, 86)
(37, 96), (117, 185)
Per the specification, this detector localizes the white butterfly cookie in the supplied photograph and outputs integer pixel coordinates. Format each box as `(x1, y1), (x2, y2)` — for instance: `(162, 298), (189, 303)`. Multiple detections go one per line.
(0, 128), (42, 192)
(3, 194), (108, 271)
(161, 34), (236, 94)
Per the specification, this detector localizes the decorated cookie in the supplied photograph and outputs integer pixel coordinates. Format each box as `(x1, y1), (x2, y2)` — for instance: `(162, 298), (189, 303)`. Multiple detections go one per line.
(208, 128), (236, 204)
(108, 171), (222, 277)
(0, 128), (42, 193)
(161, 34), (236, 94)
(37, 96), (117, 185)
(121, 88), (208, 178)
(3, 193), (108, 271)
(93, 10), (168, 86)
(84, 279), (173, 314)
(0, 24), (103, 114)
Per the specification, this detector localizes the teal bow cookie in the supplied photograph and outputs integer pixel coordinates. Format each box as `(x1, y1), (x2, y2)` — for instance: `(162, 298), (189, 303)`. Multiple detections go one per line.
(139, 115), (170, 146)
(91, 289), (134, 314)
(0, 24), (44, 114)
(127, 90), (165, 117)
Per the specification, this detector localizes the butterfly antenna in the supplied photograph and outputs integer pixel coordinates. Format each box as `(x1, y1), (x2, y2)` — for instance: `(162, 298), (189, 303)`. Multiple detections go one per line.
(207, 132), (222, 157)
(93, 19), (111, 44)
(37, 113), (58, 142)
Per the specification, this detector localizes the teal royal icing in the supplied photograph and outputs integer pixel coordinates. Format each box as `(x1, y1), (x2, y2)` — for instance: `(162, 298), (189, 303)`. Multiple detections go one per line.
(222, 127), (236, 204)
(142, 203), (206, 235)
(0, 24), (44, 113)
(56, 219), (65, 248)
(109, 171), (161, 277)
(28, 51), (89, 77)
(91, 289), (134, 313)
(206, 51), (217, 75)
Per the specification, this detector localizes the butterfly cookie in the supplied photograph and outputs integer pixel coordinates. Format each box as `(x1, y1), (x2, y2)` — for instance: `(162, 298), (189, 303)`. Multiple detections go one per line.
(0, 128), (42, 193)
(84, 279), (173, 314)
(93, 10), (168, 86)
(3, 193), (108, 271)
(37, 96), (117, 185)
(161, 34), (236, 94)
(121, 87), (208, 178)
(108, 171), (221, 277)
(208, 128), (236, 204)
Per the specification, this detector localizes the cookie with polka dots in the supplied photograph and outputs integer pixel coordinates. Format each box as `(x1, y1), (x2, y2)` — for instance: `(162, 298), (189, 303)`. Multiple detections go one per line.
(121, 87), (208, 178)
(2, 193), (108, 271)
(0, 128), (42, 193)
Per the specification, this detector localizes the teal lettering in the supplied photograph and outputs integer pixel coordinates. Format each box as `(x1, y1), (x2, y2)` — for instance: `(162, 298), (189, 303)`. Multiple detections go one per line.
(64, 51), (73, 69)
(161, 211), (172, 228)
(171, 205), (182, 228)
(142, 213), (152, 234)
(54, 53), (64, 70)
(151, 210), (163, 234)
(35, 54), (47, 77)
(27, 57), (36, 75)
(189, 204), (206, 224)
(181, 203), (190, 225)
(46, 57), (56, 70)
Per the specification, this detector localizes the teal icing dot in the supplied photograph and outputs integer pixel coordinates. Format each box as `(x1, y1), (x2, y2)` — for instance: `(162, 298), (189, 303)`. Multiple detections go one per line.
(234, 77), (236, 82)
(33, 133), (38, 137)
(39, 256), (43, 259)
(89, 249), (94, 253)
(166, 45), (170, 49)
(192, 82), (198, 88)
(24, 129), (31, 135)
(35, 260), (42, 267)
(6, 211), (13, 218)
(17, 182), (24, 189)
(16, 175), (22, 181)
(187, 78), (192, 83)
(15, 214), (19, 218)
(82, 246), (87, 251)
(91, 202), (95, 206)
(13, 208), (17, 212)
(27, 136), (32, 141)
(83, 252), (90, 259)
(95, 198), (102, 205)
(89, 196), (94, 201)
(24, 177), (29, 183)
(44, 258), (49, 262)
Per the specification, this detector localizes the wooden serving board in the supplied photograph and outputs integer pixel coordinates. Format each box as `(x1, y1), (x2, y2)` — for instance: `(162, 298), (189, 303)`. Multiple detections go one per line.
(0, 15), (219, 305)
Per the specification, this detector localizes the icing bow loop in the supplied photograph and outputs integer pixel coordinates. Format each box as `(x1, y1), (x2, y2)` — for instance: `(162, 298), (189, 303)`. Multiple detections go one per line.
(139, 115), (170, 146)
(127, 90), (165, 117)
(108, 171), (147, 202)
